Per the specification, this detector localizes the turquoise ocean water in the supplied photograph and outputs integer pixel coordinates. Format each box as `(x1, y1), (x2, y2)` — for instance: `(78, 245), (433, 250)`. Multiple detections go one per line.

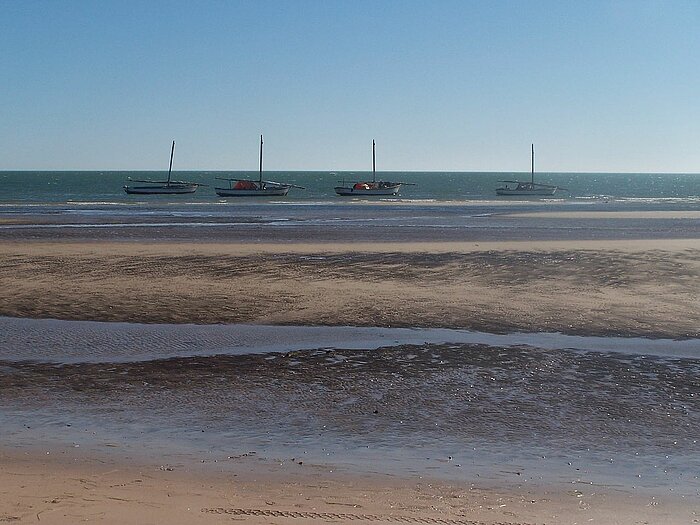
(1, 171), (699, 206)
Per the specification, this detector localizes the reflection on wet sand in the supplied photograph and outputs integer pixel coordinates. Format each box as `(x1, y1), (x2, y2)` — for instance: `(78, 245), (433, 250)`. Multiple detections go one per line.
(2, 343), (698, 493)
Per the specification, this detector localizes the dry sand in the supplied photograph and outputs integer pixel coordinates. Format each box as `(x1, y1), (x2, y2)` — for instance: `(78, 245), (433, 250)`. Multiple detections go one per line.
(506, 211), (700, 219)
(0, 239), (698, 338)
(1, 447), (696, 525)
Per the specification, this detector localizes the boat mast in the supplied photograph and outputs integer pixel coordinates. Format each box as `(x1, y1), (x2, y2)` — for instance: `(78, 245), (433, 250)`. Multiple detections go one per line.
(259, 135), (264, 184)
(531, 143), (534, 185)
(168, 140), (175, 185)
(372, 139), (376, 183)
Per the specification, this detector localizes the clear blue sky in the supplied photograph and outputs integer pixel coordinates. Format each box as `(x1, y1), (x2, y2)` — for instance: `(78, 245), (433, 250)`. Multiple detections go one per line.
(1, 0), (699, 172)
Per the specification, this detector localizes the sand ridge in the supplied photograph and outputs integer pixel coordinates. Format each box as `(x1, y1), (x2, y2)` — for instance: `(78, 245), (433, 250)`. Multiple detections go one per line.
(0, 241), (698, 338)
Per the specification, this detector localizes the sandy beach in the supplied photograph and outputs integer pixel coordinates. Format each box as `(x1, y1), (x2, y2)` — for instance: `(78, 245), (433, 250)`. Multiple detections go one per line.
(0, 238), (698, 338)
(1, 205), (699, 524)
(1, 447), (697, 525)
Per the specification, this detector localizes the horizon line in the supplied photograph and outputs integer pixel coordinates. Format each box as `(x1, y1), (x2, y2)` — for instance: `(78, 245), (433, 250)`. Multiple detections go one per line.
(1, 169), (700, 176)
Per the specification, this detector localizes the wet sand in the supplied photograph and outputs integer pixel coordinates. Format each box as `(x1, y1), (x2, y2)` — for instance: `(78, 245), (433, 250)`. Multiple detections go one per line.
(3, 339), (698, 477)
(2, 317), (698, 364)
(2, 339), (699, 524)
(0, 239), (698, 338)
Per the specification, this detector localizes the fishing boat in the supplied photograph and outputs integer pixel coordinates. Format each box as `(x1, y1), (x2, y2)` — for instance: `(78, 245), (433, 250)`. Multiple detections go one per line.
(215, 135), (304, 197)
(124, 141), (201, 195)
(335, 140), (410, 196)
(496, 144), (561, 196)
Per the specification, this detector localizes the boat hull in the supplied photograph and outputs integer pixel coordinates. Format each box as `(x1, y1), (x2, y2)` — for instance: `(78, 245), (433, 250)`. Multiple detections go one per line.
(335, 184), (401, 196)
(124, 184), (198, 195)
(215, 186), (290, 197)
(495, 188), (556, 196)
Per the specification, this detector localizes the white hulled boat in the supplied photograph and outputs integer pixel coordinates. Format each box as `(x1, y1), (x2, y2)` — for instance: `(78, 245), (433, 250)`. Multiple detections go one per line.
(124, 141), (201, 195)
(215, 135), (304, 197)
(496, 144), (561, 196)
(334, 140), (409, 196)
